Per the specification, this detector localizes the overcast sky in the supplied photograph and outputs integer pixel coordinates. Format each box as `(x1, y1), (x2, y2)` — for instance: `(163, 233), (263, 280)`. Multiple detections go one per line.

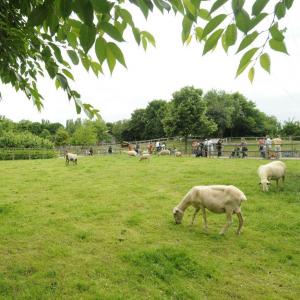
(1, 2), (299, 125)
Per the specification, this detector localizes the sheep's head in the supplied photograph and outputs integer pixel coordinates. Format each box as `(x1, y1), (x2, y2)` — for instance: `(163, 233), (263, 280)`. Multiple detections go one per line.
(260, 179), (271, 192)
(173, 207), (183, 224)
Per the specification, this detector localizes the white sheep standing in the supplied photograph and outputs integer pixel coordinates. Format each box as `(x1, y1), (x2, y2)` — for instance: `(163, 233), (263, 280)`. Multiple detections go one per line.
(139, 153), (151, 161)
(257, 160), (286, 192)
(173, 185), (247, 235)
(127, 150), (137, 157)
(158, 149), (171, 156)
(64, 151), (78, 165)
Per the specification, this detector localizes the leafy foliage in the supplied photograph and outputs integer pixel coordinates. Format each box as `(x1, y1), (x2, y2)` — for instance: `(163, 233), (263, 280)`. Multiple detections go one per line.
(0, 0), (295, 115)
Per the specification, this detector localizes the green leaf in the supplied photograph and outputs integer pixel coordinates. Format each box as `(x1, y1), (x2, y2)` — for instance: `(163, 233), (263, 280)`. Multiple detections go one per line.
(236, 31), (258, 53)
(95, 37), (107, 64)
(269, 24), (285, 41)
(195, 27), (203, 41)
(201, 14), (227, 40)
(198, 9), (211, 21)
(141, 31), (156, 47)
(203, 29), (224, 55)
(107, 42), (127, 68)
(225, 24), (237, 47)
(275, 2), (286, 19)
(80, 24), (96, 53)
(106, 44), (116, 73)
(59, 0), (72, 18)
(182, 15), (193, 43)
(235, 9), (250, 33)
(49, 43), (64, 64)
(73, 0), (94, 26)
(252, 0), (268, 16)
(118, 8), (134, 27)
(153, 0), (171, 12)
(101, 22), (124, 42)
(80, 51), (91, 71)
(284, 0), (294, 9)
(210, 0), (228, 13)
(56, 73), (68, 90)
(183, 0), (197, 18)
(248, 67), (255, 83)
(90, 0), (113, 13)
(249, 13), (268, 31)
(236, 47), (258, 77)
(221, 33), (228, 52)
(27, 4), (49, 26)
(260, 53), (271, 73)
(142, 36), (147, 50)
(67, 31), (78, 48)
(269, 39), (288, 54)
(91, 61), (102, 77)
(135, 0), (150, 19)
(62, 69), (75, 81)
(232, 0), (245, 14)
(132, 27), (141, 45)
(67, 50), (79, 65)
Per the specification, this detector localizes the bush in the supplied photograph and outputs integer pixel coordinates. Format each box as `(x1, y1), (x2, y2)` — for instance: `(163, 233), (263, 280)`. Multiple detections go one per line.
(0, 131), (54, 149)
(0, 149), (57, 160)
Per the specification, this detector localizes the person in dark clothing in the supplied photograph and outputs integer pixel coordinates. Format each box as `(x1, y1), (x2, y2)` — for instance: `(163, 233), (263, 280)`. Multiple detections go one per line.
(89, 147), (93, 156)
(108, 146), (112, 154)
(216, 139), (223, 157)
(240, 138), (248, 158)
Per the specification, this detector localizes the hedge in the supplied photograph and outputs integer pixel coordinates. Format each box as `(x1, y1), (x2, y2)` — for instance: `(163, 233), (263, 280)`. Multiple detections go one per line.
(0, 148), (58, 160)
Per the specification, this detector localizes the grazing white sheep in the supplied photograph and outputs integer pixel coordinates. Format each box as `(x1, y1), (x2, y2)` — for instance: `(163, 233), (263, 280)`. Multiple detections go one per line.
(158, 149), (171, 156)
(127, 150), (137, 157)
(139, 153), (151, 161)
(258, 160), (286, 192)
(173, 185), (247, 235)
(175, 151), (182, 157)
(64, 151), (77, 165)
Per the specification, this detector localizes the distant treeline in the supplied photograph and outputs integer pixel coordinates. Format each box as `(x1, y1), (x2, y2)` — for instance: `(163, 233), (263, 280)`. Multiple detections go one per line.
(1, 87), (300, 148)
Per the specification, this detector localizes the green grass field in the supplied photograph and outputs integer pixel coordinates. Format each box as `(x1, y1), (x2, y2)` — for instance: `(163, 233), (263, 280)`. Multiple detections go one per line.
(1, 155), (300, 299)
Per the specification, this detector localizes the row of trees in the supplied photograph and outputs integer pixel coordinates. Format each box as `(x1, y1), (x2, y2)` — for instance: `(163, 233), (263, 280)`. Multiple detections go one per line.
(108, 86), (282, 142)
(0, 116), (111, 147)
(1, 86), (300, 148)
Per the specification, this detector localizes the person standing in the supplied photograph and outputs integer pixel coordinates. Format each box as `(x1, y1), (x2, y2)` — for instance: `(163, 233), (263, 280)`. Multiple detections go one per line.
(240, 138), (248, 158)
(273, 136), (283, 158)
(265, 136), (272, 159)
(216, 139), (223, 158)
(258, 137), (265, 158)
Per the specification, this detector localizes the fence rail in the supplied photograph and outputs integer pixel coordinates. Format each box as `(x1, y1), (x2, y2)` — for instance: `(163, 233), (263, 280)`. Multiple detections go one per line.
(1, 137), (300, 160)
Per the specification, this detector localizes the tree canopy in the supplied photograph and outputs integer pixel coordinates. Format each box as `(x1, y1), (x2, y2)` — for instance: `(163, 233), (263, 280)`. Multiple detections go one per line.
(0, 0), (295, 116)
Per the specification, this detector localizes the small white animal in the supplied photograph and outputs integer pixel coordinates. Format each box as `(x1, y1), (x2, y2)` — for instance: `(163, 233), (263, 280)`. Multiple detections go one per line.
(257, 160), (286, 192)
(173, 185), (247, 235)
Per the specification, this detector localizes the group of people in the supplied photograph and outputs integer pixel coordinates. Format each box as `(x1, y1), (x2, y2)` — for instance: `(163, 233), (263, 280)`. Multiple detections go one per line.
(193, 139), (223, 158)
(258, 136), (283, 159)
(230, 138), (248, 159)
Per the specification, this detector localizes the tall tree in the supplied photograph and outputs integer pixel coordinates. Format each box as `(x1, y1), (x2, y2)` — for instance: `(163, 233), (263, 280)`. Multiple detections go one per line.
(143, 100), (167, 139)
(204, 90), (234, 137)
(163, 86), (217, 151)
(0, 1), (295, 115)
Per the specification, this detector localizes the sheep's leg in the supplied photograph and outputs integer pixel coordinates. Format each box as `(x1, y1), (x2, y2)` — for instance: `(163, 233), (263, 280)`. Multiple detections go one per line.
(191, 207), (200, 225)
(202, 207), (208, 231)
(276, 179), (279, 191)
(236, 212), (244, 235)
(219, 211), (232, 235)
